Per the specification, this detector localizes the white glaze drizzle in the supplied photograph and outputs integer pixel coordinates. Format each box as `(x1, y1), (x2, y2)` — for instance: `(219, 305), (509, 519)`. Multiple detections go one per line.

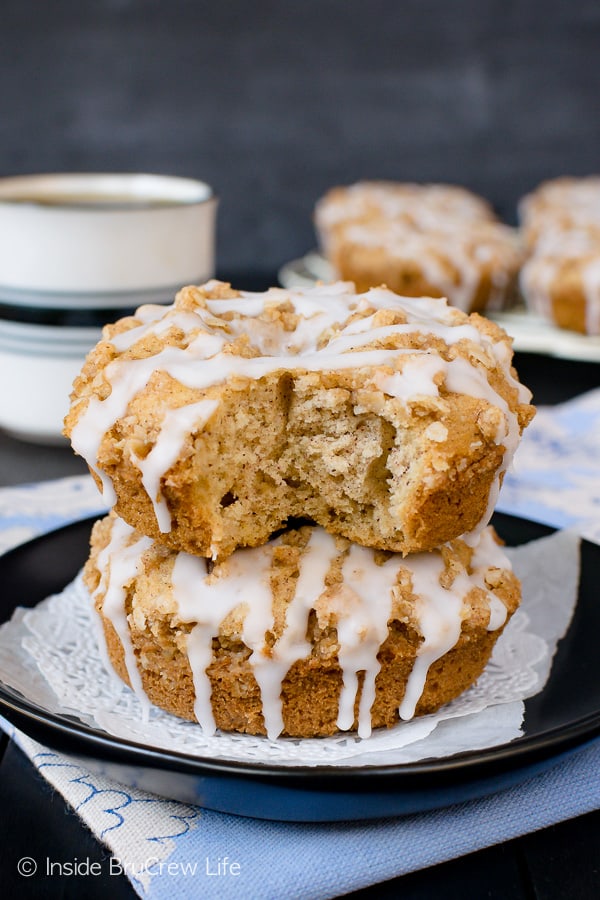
(375, 351), (520, 537)
(336, 544), (401, 738)
(398, 552), (464, 720)
(251, 529), (337, 739)
(131, 398), (219, 532)
(398, 526), (510, 719)
(91, 516), (153, 718)
(486, 595), (509, 632)
(172, 544), (275, 736)
(582, 257), (600, 336)
(354, 223), (475, 311)
(445, 356), (517, 537)
(325, 317), (491, 352)
(97, 519), (512, 739)
(372, 355), (447, 403)
(70, 331), (226, 504)
(521, 249), (600, 337)
(315, 183), (520, 311)
(315, 182), (494, 236)
(471, 527), (510, 633)
(108, 310), (204, 353)
(71, 283), (527, 535)
(520, 220), (600, 336)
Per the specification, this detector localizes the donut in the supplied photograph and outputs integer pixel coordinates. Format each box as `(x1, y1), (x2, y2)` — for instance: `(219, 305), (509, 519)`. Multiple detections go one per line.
(323, 218), (522, 314)
(518, 177), (600, 334)
(519, 176), (600, 251)
(314, 182), (522, 313)
(64, 280), (534, 560)
(520, 230), (600, 335)
(314, 181), (497, 253)
(85, 512), (521, 739)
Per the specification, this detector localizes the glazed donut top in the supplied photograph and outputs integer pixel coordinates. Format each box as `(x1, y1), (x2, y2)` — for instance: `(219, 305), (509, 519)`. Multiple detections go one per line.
(315, 181), (496, 244)
(520, 233), (600, 335)
(65, 280), (533, 527)
(89, 513), (517, 739)
(519, 176), (600, 248)
(518, 177), (600, 335)
(332, 217), (522, 312)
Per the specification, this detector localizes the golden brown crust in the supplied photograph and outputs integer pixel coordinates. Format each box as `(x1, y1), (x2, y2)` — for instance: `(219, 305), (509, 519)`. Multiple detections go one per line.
(315, 182), (497, 239)
(520, 251), (595, 334)
(86, 513), (521, 738)
(518, 176), (600, 250)
(66, 282), (534, 560)
(314, 182), (523, 312)
(518, 177), (600, 335)
(327, 223), (522, 314)
(99, 615), (504, 736)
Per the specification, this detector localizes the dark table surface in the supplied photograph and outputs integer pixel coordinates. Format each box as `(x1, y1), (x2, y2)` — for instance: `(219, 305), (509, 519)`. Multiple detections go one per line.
(0, 346), (599, 899)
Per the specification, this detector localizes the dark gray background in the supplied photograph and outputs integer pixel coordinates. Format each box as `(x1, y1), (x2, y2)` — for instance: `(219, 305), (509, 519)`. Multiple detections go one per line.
(1, 0), (599, 277)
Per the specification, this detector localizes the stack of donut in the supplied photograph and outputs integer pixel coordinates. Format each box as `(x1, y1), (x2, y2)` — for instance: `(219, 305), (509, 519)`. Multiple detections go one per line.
(519, 176), (600, 335)
(314, 182), (523, 315)
(65, 280), (534, 739)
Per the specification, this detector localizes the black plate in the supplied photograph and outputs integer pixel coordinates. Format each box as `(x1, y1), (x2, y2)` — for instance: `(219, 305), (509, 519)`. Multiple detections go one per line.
(0, 513), (598, 822)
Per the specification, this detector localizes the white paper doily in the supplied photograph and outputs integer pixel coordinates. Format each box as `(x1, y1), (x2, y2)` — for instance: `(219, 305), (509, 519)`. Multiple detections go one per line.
(0, 529), (580, 768)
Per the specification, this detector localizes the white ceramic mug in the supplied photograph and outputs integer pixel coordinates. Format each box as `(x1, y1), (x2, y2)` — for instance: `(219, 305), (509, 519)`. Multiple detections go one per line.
(0, 173), (217, 442)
